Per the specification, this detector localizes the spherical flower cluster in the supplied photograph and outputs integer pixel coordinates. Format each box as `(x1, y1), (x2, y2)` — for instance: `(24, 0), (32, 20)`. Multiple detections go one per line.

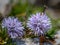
(27, 13), (52, 36)
(2, 17), (24, 38)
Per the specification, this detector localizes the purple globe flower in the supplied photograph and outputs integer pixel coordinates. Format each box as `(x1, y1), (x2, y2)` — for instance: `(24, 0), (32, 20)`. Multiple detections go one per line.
(2, 17), (24, 38)
(27, 13), (52, 36)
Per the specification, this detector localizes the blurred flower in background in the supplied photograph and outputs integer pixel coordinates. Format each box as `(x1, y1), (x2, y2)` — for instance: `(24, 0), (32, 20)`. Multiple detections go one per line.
(27, 12), (52, 36)
(2, 17), (24, 39)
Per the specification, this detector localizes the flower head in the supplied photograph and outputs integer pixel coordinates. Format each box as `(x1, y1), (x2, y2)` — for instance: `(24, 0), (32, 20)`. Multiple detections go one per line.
(2, 17), (24, 38)
(27, 13), (52, 36)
